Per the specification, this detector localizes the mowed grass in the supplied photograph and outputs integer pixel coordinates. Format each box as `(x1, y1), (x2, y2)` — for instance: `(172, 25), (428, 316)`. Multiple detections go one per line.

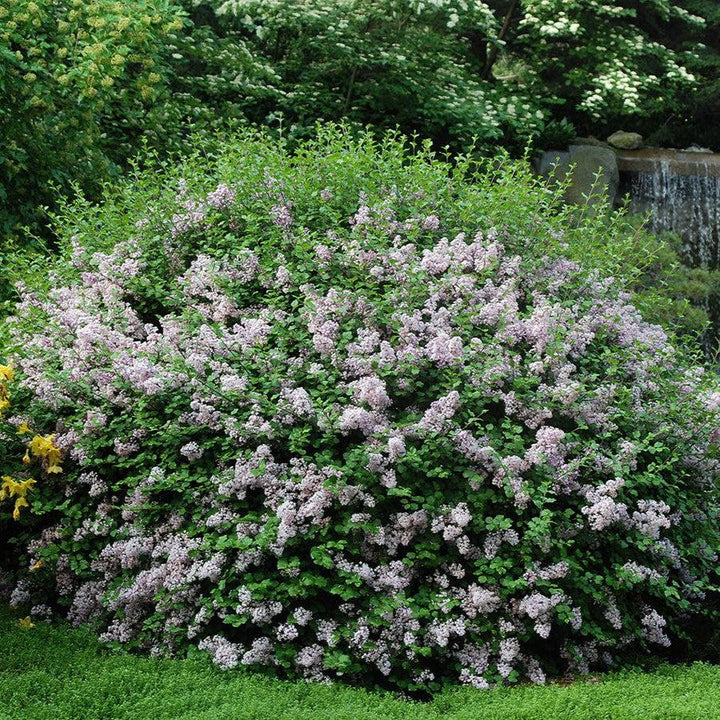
(1, 608), (719, 720)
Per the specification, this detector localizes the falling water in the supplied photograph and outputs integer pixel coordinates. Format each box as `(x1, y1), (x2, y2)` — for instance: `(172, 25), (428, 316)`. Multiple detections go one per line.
(617, 150), (720, 356)
(617, 149), (720, 268)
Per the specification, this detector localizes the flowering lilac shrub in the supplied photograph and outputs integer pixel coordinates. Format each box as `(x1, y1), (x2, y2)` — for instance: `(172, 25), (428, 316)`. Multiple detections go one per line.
(5, 130), (720, 692)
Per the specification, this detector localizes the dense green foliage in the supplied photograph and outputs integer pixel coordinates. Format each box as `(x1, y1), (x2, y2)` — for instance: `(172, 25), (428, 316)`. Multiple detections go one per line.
(2, 0), (718, 245)
(630, 232), (720, 356)
(2, 608), (720, 719)
(3, 130), (719, 691)
(645, 0), (720, 149)
(0, 0), (184, 240)
(195, 0), (718, 148)
(497, 0), (709, 139)
(206, 0), (547, 149)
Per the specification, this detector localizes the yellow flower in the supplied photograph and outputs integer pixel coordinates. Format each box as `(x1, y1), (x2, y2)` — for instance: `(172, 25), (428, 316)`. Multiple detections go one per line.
(17, 421), (32, 435)
(1, 476), (36, 498)
(28, 434), (56, 457)
(0, 381), (10, 414)
(28, 434), (63, 472)
(12, 496), (28, 520)
(48, 453), (63, 472)
(2, 476), (36, 519)
(0, 363), (14, 382)
(18, 617), (35, 630)
(0, 476), (12, 500)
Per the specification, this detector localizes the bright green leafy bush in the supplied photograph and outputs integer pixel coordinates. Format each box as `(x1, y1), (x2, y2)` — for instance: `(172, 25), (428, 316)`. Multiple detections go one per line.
(4, 129), (720, 691)
(630, 231), (720, 355)
(0, 0), (184, 240)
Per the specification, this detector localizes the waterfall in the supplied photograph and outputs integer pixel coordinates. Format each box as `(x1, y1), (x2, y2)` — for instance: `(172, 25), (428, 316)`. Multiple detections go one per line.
(535, 146), (720, 354)
(617, 150), (720, 269)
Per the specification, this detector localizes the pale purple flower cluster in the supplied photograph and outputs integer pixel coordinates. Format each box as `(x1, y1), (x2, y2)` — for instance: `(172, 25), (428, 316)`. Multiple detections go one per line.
(349, 376), (391, 410)
(518, 592), (565, 639)
(271, 203), (293, 229)
(641, 608), (671, 647)
(632, 500), (672, 539)
(171, 198), (206, 238)
(207, 183), (237, 210)
(422, 214), (440, 231)
(199, 635), (241, 669)
(417, 391), (461, 432)
(276, 386), (314, 424)
(581, 478), (629, 531)
(180, 442), (204, 461)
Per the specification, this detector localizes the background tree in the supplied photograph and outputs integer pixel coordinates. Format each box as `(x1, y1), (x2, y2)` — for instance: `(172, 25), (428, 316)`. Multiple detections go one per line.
(0, 0), (184, 241)
(210, 0), (714, 147)
(483, 0), (716, 144)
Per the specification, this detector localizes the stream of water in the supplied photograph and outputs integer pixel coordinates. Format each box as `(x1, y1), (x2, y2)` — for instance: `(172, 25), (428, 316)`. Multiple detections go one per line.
(617, 150), (720, 355)
(618, 149), (720, 268)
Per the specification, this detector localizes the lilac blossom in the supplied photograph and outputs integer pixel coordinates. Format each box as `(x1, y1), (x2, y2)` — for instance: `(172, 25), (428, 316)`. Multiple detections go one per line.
(422, 214), (440, 231)
(207, 183), (237, 210)
(271, 203), (293, 229)
(349, 376), (391, 410)
(180, 442), (204, 461)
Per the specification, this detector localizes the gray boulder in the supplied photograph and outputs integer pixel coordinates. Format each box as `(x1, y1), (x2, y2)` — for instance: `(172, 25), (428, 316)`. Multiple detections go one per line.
(565, 144), (619, 207)
(573, 136), (610, 148)
(535, 145), (619, 208)
(534, 150), (571, 183)
(607, 131), (643, 150)
(535, 145), (620, 207)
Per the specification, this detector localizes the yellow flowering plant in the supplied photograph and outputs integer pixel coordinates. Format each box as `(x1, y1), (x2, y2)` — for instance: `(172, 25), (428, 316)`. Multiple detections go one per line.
(0, 476), (36, 520)
(17, 616), (35, 630)
(0, 362), (13, 415)
(0, 362), (62, 522)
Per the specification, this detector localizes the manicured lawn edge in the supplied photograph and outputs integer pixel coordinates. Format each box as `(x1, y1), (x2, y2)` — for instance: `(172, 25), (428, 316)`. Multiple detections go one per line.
(1, 608), (718, 720)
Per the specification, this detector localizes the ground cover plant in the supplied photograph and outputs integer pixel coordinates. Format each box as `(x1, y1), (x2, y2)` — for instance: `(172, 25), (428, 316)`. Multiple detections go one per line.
(3, 608), (720, 720)
(1, 128), (719, 694)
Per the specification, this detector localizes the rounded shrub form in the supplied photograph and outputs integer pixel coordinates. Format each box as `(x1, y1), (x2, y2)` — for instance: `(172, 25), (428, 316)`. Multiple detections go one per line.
(6, 131), (720, 691)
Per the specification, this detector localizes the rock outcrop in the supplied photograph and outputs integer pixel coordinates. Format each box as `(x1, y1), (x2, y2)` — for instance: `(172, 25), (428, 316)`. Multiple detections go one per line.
(607, 131), (643, 150)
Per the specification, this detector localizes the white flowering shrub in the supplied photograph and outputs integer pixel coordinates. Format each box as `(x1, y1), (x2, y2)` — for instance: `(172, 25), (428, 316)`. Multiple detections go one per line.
(5, 129), (720, 692)
(211, 0), (547, 149)
(515, 0), (705, 120)
(203, 0), (711, 145)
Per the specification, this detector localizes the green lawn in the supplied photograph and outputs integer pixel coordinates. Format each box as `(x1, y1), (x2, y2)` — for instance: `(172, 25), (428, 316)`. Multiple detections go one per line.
(1, 608), (719, 720)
